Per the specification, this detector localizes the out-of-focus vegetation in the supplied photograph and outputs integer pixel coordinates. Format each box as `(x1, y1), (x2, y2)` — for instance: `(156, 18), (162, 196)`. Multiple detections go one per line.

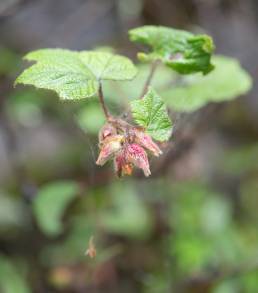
(0, 0), (258, 292)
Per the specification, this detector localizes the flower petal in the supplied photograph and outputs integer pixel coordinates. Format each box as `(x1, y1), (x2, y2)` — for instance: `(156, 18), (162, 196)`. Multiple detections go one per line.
(98, 123), (117, 144)
(126, 143), (151, 177)
(133, 128), (162, 156)
(96, 135), (123, 166)
(114, 151), (133, 177)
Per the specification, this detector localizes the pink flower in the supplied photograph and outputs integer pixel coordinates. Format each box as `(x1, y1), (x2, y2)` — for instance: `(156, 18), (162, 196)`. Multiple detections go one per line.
(96, 135), (123, 166)
(96, 121), (163, 177)
(133, 128), (162, 157)
(113, 144), (151, 177)
(98, 123), (117, 144)
(114, 151), (133, 177)
(125, 143), (151, 177)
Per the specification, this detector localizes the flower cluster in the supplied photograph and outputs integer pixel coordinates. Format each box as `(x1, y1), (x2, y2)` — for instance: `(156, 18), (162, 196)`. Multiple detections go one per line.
(96, 119), (162, 177)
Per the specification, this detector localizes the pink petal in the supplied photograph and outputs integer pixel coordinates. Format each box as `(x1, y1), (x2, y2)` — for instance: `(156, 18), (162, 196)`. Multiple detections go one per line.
(96, 135), (123, 166)
(114, 151), (133, 177)
(133, 128), (162, 157)
(98, 123), (117, 144)
(126, 143), (151, 177)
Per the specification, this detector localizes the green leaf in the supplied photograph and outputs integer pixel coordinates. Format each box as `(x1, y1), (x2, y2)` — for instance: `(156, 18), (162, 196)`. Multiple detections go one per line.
(33, 181), (79, 236)
(15, 49), (137, 100)
(163, 56), (252, 112)
(129, 25), (215, 75)
(0, 255), (30, 293)
(41, 215), (94, 266)
(131, 87), (172, 141)
(101, 183), (153, 239)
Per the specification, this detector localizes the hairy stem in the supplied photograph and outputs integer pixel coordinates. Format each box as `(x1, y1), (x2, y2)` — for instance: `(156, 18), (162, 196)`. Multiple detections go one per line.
(98, 81), (110, 120)
(140, 60), (160, 98)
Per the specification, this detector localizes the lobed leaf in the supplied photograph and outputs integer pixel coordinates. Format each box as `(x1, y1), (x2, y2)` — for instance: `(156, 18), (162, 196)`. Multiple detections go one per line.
(163, 56), (252, 112)
(33, 181), (79, 236)
(131, 87), (172, 141)
(129, 25), (215, 75)
(15, 49), (137, 100)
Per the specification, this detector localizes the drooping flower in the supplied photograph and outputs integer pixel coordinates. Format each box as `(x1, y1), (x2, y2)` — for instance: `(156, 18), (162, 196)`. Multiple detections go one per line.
(96, 121), (163, 177)
(96, 135), (123, 166)
(125, 143), (151, 177)
(132, 128), (162, 157)
(113, 143), (151, 177)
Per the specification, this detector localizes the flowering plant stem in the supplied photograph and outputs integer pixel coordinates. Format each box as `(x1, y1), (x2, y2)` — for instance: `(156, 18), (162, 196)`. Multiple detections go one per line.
(139, 60), (160, 98)
(98, 81), (110, 120)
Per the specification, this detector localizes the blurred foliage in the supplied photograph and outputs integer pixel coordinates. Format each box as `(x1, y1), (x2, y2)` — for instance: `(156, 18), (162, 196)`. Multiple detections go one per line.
(76, 101), (105, 134)
(100, 182), (153, 239)
(163, 56), (252, 112)
(0, 192), (29, 235)
(168, 182), (243, 275)
(0, 47), (20, 76)
(33, 181), (79, 236)
(0, 255), (30, 293)
(222, 143), (258, 176)
(103, 56), (252, 115)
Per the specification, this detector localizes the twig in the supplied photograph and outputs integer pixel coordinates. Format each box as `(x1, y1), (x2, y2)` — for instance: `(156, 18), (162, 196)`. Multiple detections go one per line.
(139, 60), (160, 98)
(98, 81), (110, 120)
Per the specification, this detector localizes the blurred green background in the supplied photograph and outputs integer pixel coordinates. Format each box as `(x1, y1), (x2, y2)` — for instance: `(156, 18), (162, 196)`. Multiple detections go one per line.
(0, 0), (258, 292)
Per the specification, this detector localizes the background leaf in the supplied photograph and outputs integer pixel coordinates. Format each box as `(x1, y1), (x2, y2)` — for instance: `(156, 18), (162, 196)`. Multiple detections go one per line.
(15, 49), (137, 100)
(129, 25), (214, 74)
(76, 101), (105, 134)
(0, 192), (29, 234)
(33, 181), (79, 236)
(0, 47), (20, 76)
(131, 87), (172, 141)
(104, 63), (177, 102)
(100, 183), (153, 239)
(0, 255), (30, 293)
(163, 55), (252, 112)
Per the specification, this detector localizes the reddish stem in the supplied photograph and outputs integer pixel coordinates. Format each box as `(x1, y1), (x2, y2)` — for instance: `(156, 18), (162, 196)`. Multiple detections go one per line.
(98, 81), (110, 120)
(139, 60), (160, 98)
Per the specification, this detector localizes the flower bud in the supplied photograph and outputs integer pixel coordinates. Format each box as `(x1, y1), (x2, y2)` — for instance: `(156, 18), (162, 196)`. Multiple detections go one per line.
(133, 128), (162, 157)
(98, 123), (117, 144)
(125, 143), (151, 177)
(96, 135), (123, 166)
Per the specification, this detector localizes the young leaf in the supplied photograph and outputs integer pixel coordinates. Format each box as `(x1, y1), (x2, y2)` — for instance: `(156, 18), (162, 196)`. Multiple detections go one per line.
(163, 56), (252, 112)
(15, 49), (137, 100)
(131, 87), (172, 141)
(129, 25), (215, 75)
(33, 181), (79, 236)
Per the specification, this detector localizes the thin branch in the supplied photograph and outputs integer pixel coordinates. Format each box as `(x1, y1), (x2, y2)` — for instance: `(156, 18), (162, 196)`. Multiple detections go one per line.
(139, 60), (160, 98)
(98, 81), (110, 120)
